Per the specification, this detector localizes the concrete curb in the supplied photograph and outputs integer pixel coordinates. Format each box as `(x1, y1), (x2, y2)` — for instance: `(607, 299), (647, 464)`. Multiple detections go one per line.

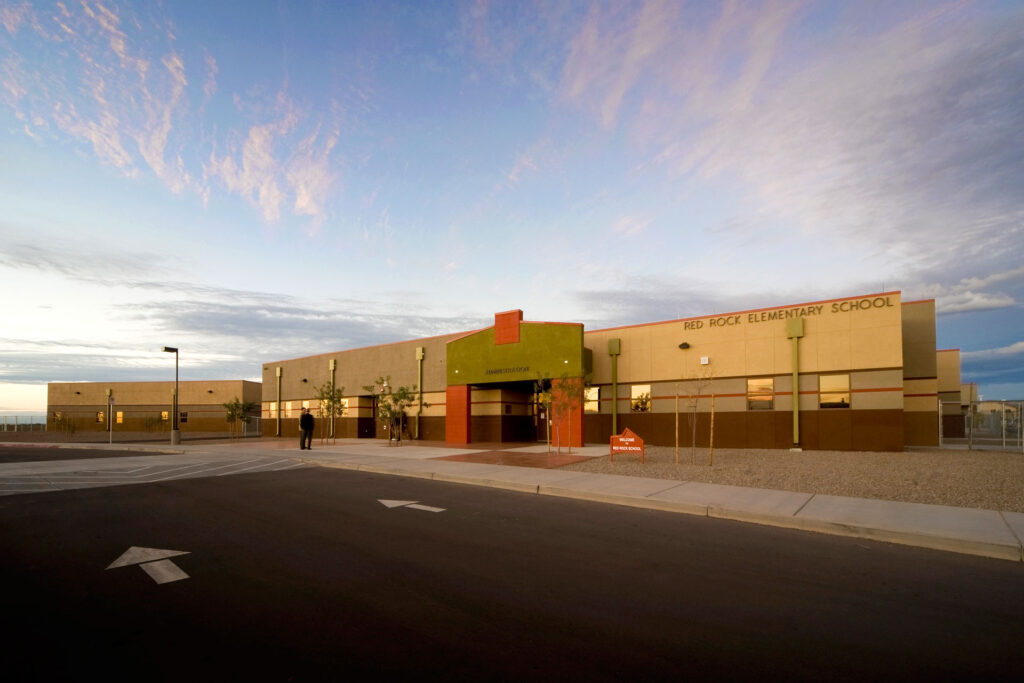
(308, 457), (1024, 563)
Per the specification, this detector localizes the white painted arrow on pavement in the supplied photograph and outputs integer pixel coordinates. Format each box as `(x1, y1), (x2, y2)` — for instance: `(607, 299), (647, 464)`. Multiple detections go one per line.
(107, 546), (190, 584)
(378, 499), (445, 513)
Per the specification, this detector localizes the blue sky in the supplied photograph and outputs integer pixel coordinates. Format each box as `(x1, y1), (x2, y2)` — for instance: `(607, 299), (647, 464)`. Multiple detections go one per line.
(1, 0), (1022, 414)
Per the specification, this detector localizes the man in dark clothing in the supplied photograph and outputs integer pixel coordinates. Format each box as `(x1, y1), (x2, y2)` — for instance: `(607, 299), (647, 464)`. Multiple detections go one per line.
(299, 408), (314, 449)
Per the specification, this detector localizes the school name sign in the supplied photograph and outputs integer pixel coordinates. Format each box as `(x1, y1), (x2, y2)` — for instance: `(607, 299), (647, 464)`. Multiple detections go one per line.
(682, 295), (897, 331)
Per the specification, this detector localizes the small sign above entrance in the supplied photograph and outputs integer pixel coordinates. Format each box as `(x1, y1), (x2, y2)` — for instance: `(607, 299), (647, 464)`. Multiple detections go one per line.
(610, 428), (645, 463)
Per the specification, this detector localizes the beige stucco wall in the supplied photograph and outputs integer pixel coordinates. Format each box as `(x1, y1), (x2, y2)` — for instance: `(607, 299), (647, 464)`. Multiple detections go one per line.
(937, 349), (962, 413)
(584, 292), (904, 414)
(47, 380), (261, 432)
(901, 300), (938, 412)
(901, 300), (938, 380)
(260, 333), (464, 409)
(48, 380), (261, 408)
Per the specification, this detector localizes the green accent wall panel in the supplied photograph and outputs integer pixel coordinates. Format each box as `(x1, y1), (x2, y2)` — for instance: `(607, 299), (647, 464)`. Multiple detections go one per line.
(447, 323), (584, 385)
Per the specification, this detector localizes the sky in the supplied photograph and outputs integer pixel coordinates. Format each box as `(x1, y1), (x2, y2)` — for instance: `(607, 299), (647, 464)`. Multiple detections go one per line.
(1, 0), (1022, 415)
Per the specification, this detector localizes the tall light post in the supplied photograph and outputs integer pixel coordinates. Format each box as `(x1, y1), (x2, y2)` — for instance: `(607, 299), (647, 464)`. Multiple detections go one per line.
(675, 342), (690, 464)
(162, 346), (179, 445)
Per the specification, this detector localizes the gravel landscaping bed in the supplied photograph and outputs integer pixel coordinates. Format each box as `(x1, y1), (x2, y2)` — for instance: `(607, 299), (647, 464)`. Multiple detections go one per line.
(559, 446), (1024, 513)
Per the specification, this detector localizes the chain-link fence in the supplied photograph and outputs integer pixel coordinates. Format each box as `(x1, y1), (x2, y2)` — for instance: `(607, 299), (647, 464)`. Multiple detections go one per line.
(0, 416), (46, 431)
(0, 415), (262, 438)
(942, 400), (1023, 451)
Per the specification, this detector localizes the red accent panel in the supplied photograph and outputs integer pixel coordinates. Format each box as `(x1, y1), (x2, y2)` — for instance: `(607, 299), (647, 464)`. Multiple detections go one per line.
(494, 309), (523, 345)
(549, 377), (584, 448)
(445, 385), (471, 444)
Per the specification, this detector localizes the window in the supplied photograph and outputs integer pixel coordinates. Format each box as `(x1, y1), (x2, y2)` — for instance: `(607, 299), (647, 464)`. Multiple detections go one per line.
(584, 387), (600, 413)
(747, 378), (774, 410)
(820, 374), (851, 409)
(161, 411), (169, 422)
(630, 385), (651, 413)
(338, 398), (349, 416)
(302, 400), (310, 411)
(179, 412), (188, 424)
(96, 411), (104, 423)
(116, 411), (123, 424)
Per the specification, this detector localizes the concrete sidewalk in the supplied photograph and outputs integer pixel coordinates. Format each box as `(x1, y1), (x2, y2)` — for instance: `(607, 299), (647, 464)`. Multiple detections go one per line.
(281, 440), (1024, 563)
(3, 439), (1023, 563)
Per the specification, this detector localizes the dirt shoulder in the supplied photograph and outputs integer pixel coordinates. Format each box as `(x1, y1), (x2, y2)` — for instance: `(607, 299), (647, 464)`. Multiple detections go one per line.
(559, 446), (1024, 513)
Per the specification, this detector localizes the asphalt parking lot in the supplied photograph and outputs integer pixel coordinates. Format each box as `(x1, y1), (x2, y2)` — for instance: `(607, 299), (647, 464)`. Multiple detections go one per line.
(0, 445), (175, 463)
(3, 464), (1024, 681)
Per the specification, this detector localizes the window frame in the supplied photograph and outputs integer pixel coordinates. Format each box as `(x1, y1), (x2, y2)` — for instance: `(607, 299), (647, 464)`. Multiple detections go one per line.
(584, 386), (601, 413)
(819, 374), (851, 409)
(630, 384), (651, 413)
(747, 378), (775, 411)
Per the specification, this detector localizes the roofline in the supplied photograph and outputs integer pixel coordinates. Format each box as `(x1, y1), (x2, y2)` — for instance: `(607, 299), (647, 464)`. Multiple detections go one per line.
(445, 319), (582, 345)
(586, 291), (903, 335)
(47, 379), (260, 386)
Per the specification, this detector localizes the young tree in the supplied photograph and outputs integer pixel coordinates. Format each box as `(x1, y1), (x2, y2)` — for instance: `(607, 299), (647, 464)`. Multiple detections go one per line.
(53, 412), (77, 442)
(549, 374), (588, 454)
(534, 375), (553, 452)
(223, 397), (258, 438)
(684, 366), (714, 465)
(315, 381), (346, 444)
(535, 373), (589, 454)
(363, 376), (416, 446)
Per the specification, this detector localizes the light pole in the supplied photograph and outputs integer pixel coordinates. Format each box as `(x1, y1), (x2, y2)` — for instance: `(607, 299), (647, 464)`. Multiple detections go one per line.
(676, 342), (690, 464)
(162, 346), (179, 445)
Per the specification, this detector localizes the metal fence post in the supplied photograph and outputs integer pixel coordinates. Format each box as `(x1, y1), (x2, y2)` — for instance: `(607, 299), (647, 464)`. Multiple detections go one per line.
(1001, 400), (1006, 450)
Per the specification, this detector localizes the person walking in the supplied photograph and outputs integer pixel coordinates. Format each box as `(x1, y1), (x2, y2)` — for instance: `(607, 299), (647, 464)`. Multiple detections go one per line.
(299, 407), (314, 450)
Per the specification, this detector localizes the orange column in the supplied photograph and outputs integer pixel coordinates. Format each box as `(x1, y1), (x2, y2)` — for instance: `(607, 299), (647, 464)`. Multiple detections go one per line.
(550, 377), (584, 448)
(445, 385), (471, 444)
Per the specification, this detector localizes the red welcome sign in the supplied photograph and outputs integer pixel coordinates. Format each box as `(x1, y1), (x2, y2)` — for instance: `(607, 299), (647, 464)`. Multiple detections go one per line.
(610, 428), (645, 463)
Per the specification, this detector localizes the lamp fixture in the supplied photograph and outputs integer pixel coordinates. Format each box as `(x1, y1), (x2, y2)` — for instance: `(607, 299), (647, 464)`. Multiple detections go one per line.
(302, 378), (308, 383)
(678, 342), (690, 349)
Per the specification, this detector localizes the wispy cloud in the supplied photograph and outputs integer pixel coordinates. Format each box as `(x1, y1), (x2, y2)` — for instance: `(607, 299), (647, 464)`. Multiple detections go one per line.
(0, 2), (31, 35)
(611, 215), (651, 238)
(205, 106), (297, 221)
(559, 2), (1024, 284)
(962, 342), (1024, 362)
(1, 1), (342, 228)
(909, 266), (1024, 315)
(959, 340), (1024, 387)
(0, 231), (168, 283)
(286, 125), (338, 226)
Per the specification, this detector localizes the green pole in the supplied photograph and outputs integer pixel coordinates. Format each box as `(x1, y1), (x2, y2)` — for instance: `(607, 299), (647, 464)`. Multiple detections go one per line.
(786, 319), (804, 448)
(609, 338), (621, 435)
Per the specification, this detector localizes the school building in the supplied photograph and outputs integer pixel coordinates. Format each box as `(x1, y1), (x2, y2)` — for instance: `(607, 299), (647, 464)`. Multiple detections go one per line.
(47, 380), (262, 435)
(261, 291), (954, 452)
